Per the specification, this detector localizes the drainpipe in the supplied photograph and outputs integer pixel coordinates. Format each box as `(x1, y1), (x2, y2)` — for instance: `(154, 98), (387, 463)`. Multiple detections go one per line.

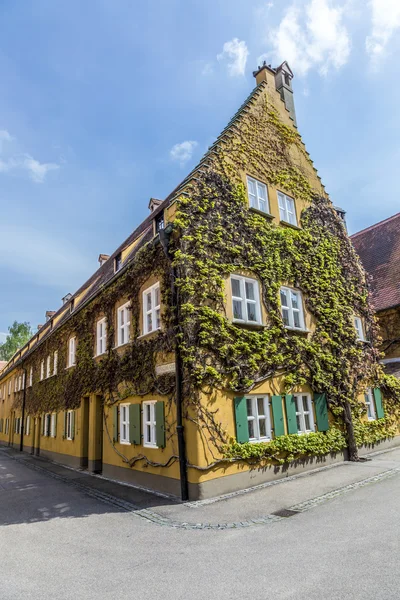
(159, 227), (189, 501)
(20, 368), (27, 452)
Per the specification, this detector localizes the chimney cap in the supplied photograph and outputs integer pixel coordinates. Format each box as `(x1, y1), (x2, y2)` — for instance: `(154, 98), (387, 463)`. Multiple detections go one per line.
(148, 197), (163, 213)
(62, 293), (72, 305)
(98, 253), (110, 266)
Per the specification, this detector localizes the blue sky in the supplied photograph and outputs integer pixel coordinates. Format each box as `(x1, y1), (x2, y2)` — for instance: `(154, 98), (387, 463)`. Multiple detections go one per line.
(1, 0), (400, 340)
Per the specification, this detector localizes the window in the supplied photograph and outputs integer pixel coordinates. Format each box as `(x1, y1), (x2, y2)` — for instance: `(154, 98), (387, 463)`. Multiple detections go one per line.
(68, 337), (76, 367)
(120, 404), (130, 444)
(40, 360), (45, 381)
(44, 413), (51, 437)
(114, 253), (122, 273)
(246, 176), (269, 213)
(46, 355), (51, 378)
(15, 417), (21, 434)
(143, 283), (161, 335)
(354, 317), (365, 341)
(365, 389), (376, 421)
(246, 396), (272, 441)
(230, 275), (261, 324)
(96, 318), (107, 356)
(18, 375), (22, 391)
(117, 303), (131, 346)
(280, 287), (305, 330)
(26, 416), (30, 436)
(8, 381), (11, 395)
(278, 191), (297, 225)
(22, 372), (25, 389)
(53, 351), (58, 375)
(29, 367), (33, 387)
(155, 213), (165, 233)
(143, 401), (157, 447)
(50, 413), (57, 437)
(66, 411), (74, 440)
(294, 394), (314, 434)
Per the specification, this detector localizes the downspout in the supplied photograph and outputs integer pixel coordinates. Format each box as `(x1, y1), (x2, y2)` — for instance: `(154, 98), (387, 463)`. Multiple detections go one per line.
(159, 227), (189, 501)
(20, 368), (27, 452)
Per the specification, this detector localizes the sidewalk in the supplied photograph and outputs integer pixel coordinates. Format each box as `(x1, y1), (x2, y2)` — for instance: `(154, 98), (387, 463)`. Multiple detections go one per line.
(3, 445), (400, 530)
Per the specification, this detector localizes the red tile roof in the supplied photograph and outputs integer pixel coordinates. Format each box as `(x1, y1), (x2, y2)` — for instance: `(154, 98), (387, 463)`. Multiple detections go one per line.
(351, 212), (400, 312)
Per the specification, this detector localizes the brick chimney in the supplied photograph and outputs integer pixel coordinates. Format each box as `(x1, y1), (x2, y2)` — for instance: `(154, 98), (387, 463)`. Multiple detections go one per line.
(45, 311), (56, 322)
(253, 60), (297, 126)
(98, 254), (110, 267)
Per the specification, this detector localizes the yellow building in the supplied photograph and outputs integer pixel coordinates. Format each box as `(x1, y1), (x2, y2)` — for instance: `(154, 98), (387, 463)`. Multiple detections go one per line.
(0, 61), (398, 500)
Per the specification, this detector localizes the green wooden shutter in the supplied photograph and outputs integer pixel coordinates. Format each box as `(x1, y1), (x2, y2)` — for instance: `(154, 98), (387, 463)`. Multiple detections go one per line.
(314, 393), (329, 431)
(271, 395), (285, 437)
(285, 395), (297, 434)
(113, 406), (118, 442)
(234, 397), (249, 443)
(373, 388), (384, 419)
(155, 401), (165, 448)
(129, 404), (141, 445)
(70, 411), (75, 440)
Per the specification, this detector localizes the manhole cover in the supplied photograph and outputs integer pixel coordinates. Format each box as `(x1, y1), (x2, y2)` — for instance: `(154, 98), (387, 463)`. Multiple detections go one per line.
(271, 509), (299, 518)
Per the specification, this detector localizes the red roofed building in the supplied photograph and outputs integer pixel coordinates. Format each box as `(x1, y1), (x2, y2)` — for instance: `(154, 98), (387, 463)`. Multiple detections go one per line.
(351, 212), (400, 378)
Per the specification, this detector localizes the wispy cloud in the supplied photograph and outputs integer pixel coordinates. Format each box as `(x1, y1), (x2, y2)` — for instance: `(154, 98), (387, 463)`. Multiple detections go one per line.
(170, 140), (198, 166)
(366, 0), (400, 65)
(269, 0), (351, 77)
(217, 38), (249, 76)
(0, 129), (60, 183)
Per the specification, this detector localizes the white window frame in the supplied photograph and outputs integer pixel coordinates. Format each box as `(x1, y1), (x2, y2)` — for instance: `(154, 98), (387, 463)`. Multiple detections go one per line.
(278, 191), (297, 226)
(119, 403), (130, 444)
(96, 317), (107, 356)
(46, 355), (51, 379)
(50, 413), (56, 437)
(22, 372), (25, 389)
(280, 286), (306, 330)
(230, 275), (262, 325)
(354, 316), (365, 341)
(29, 367), (33, 387)
(246, 176), (270, 214)
(68, 337), (76, 367)
(40, 360), (45, 381)
(117, 303), (131, 347)
(142, 282), (161, 335)
(44, 413), (51, 437)
(245, 395), (272, 442)
(66, 410), (74, 440)
(18, 375), (22, 391)
(53, 351), (58, 376)
(26, 416), (30, 436)
(294, 394), (315, 434)
(143, 401), (157, 448)
(365, 388), (376, 421)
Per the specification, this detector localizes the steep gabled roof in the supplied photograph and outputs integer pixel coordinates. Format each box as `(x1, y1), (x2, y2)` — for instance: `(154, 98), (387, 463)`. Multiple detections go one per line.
(351, 212), (400, 312)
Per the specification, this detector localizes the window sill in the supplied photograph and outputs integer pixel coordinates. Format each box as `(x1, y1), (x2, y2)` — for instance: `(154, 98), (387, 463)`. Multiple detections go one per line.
(280, 220), (301, 230)
(138, 328), (161, 340)
(119, 440), (131, 445)
(249, 207), (275, 220)
(113, 342), (131, 350)
(232, 320), (265, 331)
(65, 365), (76, 370)
(143, 443), (158, 449)
(285, 326), (310, 336)
(249, 437), (271, 444)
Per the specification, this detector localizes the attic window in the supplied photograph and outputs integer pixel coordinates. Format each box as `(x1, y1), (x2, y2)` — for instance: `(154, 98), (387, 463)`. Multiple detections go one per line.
(155, 213), (165, 233)
(114, 253), (122, 273)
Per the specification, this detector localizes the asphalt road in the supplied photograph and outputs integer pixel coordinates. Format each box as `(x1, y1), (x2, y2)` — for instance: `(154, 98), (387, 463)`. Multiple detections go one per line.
(0, 450), (399, 600)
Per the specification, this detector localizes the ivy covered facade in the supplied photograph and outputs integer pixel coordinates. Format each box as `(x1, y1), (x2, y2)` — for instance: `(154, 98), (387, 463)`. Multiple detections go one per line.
(0, 61), (399, 500)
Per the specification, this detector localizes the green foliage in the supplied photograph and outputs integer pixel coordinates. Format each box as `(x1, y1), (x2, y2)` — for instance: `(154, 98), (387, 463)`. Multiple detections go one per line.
(0, 321), (33, 361)
(223, 429), (347, 464)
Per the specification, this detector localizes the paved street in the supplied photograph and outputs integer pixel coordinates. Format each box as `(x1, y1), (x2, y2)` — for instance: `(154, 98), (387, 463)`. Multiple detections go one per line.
(1, 447), (400, 600)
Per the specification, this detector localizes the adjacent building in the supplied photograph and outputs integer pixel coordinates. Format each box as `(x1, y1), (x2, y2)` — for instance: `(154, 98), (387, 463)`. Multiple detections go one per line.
(0, 61), (398, 500)
(351, 212), (400, 379)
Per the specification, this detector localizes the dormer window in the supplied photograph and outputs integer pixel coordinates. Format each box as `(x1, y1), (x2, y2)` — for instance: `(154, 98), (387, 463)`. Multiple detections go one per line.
(155, 213), (165, 233)
(114, 253), (122, 273)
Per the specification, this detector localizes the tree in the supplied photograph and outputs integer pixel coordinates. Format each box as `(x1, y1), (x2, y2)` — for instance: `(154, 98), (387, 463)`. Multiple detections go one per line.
(0, 321), (33, 361)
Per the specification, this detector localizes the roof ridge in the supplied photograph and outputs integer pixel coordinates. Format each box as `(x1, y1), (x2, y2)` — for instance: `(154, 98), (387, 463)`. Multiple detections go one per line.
(351, 211), (400, 238)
